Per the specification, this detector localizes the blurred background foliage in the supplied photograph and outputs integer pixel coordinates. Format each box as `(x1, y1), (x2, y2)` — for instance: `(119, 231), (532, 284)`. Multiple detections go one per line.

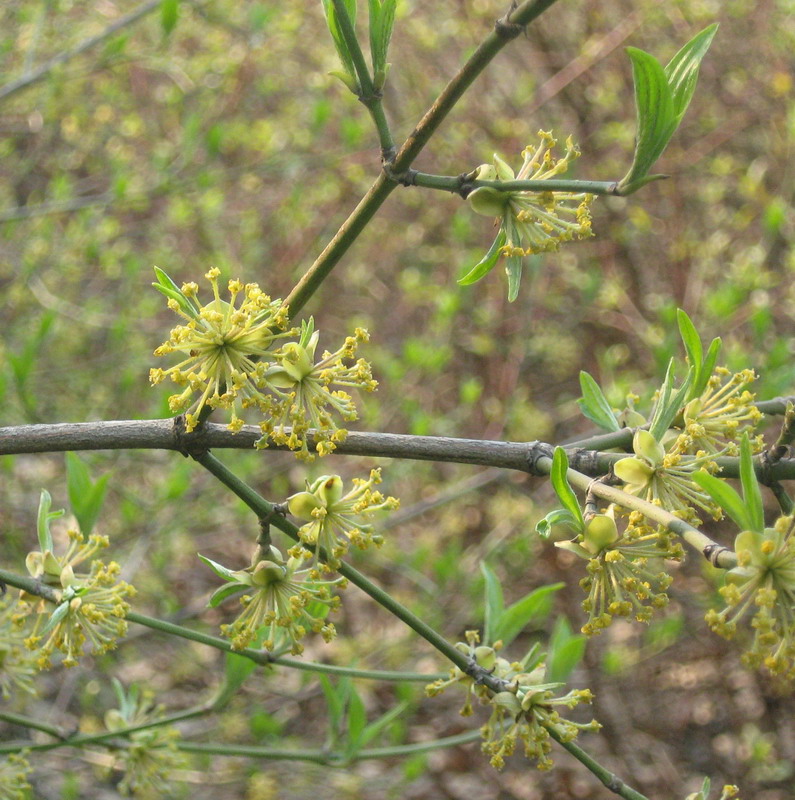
(0, 0), (794, 798)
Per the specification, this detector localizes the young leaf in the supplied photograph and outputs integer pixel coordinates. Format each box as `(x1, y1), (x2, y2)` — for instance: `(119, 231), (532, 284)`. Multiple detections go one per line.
(648, 361), (692, 441)
(618, 25), (717, 194)
(213, 650), (260, 710)
(535, 508), (581, 539)
(696, 336), (722, 396)
(41, 600), (70, 634)
(321, 0), (360, 93)
(618, 47), (675, 193)
(357, 700), (409, 750)
(664, 23), (719, 123)
(493, 583), (564, 647)
(677, 309), (703, 374)
(691, 470), (750, 531)
(550, 447), (585, 530)
(545, 616), (586, 683)
(208, 582), (245, 608)
(344, 685), (367, 758)
(505, 253), (524, 303)
(198, 554), (242, 583)
(161, 0), (179, 35)
(36, 489), (63, 552)
(739, 433), (764, 534)
(369, 0), (396, 89)
(577, 371), (621, 432)
(66, 452), (109, 535)
(458, 230), (506, 286)
(480, 562), (504, 646)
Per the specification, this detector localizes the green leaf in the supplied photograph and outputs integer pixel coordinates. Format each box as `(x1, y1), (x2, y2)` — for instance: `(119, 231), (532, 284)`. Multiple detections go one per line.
(161, 0), (179, 35)
(36, 489), (64, 552)
(697, 336), (722, 396)
(345, 685), (367, 757)
(618, 25), (717, 194)
(618, 47), (676, 192)
(198, 554), (241, 583)
(648, 361), (693, 441)
(358, 700), (409, 749)
(691, 470), (750, 531)
(319, 675), (348, 732)
(677, 309), (702, 374)
(480, 562), (504, 646)
(577, 371), (621, 432)
(213, 650), (260, 709)
(494, 583), (564, 647)
(546, 616), (586, 683)
(458, 230), (506, 286)
(152, 267), (199, 319)
(535, 508), (581, 538)
(550, 448), (585, 530)
(208, 582), (245, 608)
(664, 24), (719, 123)
(41, 600), (70, 634)
(505, 253), (524, 303)
(739, 433), (764, 533)
(321, 0), (359, 93)
(369, 0), (396, 89)
(65, 452), (109, 535)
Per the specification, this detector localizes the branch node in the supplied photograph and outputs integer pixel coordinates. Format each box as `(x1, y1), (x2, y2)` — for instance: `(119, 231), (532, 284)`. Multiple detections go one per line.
(568, 448), (605, 477)
(173, 415), (210, 459)
(257, 504), (288, 549)
(495, 2), (525, 40)
(703, 543), (732, 567)
(526, 441), (555, 475)
(383, 163), (418, 187)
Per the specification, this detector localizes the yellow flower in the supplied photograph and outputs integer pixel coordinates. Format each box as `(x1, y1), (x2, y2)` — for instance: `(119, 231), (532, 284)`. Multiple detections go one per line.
(287, 469), (399, 567)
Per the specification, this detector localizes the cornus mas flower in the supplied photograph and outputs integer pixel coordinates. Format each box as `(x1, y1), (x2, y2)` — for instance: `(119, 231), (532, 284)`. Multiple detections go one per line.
(149, 267), (295, 433)
(257, 319), (378, 460)
(557, 509), (683, 635)
(677, 367), (763, 455)
(426, 632), (598, 771)
(706, 515), (795, 679)
(200, 544), (346, 654)
(21, 529), (135, 668)
(613, 429), (720, 523)
(0, 596), (37, 698)
(104, 684), (185, 797)
(287, 469), (399, 567)
(0, 753), (32, 800)
(463, 130), (594, 300)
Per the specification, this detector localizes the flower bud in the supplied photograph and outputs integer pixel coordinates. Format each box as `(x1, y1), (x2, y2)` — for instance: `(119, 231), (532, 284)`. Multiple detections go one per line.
(473, 646), (496, 670)
(468, 187), (509, 218)
(632, 429), (665, 466)
(251, 560), (287, 586)
(287, 491), (322, 521)
(279, 342), (314, 382)
(583, 514), (619, 554)
(317, 475), (344, 506)
(491, 691), (522, 715)
(614, 456), (654, 487)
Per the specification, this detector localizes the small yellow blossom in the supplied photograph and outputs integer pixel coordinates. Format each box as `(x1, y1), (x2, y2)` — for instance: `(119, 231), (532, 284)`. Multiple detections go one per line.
(287, 469), (399, 567)
(0, 596), (37, 698)
(21, 527), (135, 668)
(706, 515), (795, 679)
(201, 544), (346, 654)
(150, 268), (294, 432)
(0, 753), (32, 800)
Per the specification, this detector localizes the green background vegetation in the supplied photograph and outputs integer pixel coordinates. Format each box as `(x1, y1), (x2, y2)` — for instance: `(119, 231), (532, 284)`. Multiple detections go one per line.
(0, 0), (794, 797)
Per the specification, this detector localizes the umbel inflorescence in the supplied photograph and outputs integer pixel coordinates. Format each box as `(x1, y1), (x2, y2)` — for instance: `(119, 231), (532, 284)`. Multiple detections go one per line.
(150, 268), (377, 459)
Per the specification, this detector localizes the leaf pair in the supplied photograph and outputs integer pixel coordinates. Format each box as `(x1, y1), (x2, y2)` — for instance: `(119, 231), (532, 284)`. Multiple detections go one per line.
(618, 24), (718, 194)
(322, 0), (397, 94)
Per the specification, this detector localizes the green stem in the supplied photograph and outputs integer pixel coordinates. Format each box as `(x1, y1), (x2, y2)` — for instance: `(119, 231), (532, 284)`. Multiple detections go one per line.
(534, 456), (737, 569)
(408, 171), (619, 196)
(176, 729), (480, 762)
(546, 727), (650, 800)
(0, 569), (440, 683)
(0, 705), (210, 754)
(193, 450), (470, 672)
(0, 711), (64, 739)
(329, 0), (394, 155)
(284, 0), (561, 317)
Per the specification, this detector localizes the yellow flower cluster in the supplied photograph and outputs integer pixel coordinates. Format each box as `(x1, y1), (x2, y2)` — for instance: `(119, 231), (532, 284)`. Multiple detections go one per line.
(426, 631), (598, 771)
(201, 544), (346, 654)
(287, 469), (399, 567)
(20, 528), (135, 668)
(150, 269), (377, 459)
